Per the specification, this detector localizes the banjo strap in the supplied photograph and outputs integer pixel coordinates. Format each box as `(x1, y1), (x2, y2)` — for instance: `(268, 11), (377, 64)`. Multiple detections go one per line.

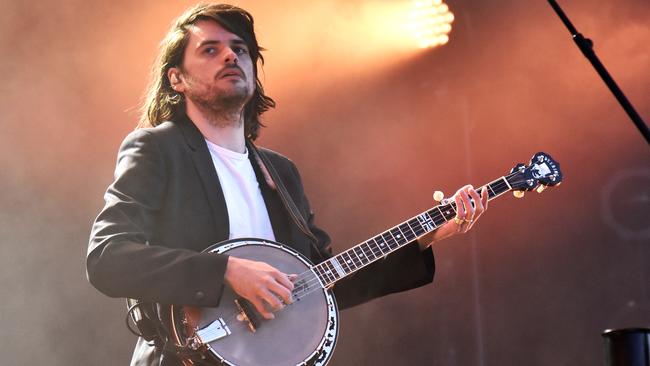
(247, 140), (326, 261)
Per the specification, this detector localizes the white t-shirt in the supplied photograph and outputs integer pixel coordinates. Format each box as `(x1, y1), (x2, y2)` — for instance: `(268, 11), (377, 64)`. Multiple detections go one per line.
(205, 140), (276, 241)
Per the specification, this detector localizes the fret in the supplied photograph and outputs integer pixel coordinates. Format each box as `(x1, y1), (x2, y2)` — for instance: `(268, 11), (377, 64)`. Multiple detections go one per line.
(383, 233), (397, 250)
(416, 212), (436, 233)
(337, 252), (350, 273)
(363, 241), (379, 260)
(399, 222), (417, 242)
(501, 176), (512, 190)
(323, 261), (337, 283)
(322, 261), (339, 283)
(408, 218), (425, 237)
(448, 203), (457, 217)
(331, 257), (347, 277)
(381, 232), (398, 250)
(440, 203), (456, 220)
(435, 206), (446, 223)
(353, 246), (369, 266)
(313, 264), (332, 285)
(379, 237), (390, 253)
(387, 229), (398, 246)
(426, 211), (440, 229)
(374, 237), (389, 255)
(429, 208), (446, 227)
(487, 178), (511, 200)
(341, 251), (357, 272)
(349, 248), (363, 267)
(332, 259), (344, 278)
(390, 227), (406, 245)
(358, 241), (372, 261)
(487, 183), (497, 198)
(311, 265), (323, 284)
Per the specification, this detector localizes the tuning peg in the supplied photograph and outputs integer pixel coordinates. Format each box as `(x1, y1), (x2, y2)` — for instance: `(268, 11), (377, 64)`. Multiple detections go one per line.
(433, 190), (445, 202)
(535, 185), (547, 194)
(513, 190), (525, 198)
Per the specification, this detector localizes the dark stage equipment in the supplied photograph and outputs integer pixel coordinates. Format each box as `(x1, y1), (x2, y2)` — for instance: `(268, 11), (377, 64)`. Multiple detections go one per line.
(547, 0), (650, 145)
(603, 328), (650, 366)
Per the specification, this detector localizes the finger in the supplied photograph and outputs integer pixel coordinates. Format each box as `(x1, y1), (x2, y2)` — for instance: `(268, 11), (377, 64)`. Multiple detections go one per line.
(273, 271), (295, 292)
(288, 274), (298, 282)
(260, 288), (285, 312)
(468, 188), (483, 214)
(464, 185), (478, 207)
(251, 297), (274, 320)
(481, 187), (489, 210)
(459, 189), (474, 219)
(453, 194), (466, 232)
(454, 193), (465, 220)
(268, 280), (293, 305)
(271, 272), (294, 304)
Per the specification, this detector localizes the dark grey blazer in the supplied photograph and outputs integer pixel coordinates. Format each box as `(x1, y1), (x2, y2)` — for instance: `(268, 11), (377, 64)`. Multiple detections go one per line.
(87, 115), (435, 365)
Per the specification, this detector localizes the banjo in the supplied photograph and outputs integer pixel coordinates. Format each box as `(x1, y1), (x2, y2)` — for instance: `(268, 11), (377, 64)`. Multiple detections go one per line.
(127, 152), (562, 366)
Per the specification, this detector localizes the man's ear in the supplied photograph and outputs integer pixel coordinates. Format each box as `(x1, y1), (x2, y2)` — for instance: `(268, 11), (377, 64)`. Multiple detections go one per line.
(167, 67), (184, 92)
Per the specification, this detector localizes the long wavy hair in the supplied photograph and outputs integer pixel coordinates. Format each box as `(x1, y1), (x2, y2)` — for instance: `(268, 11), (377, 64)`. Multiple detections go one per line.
(137, 3), (275, 140)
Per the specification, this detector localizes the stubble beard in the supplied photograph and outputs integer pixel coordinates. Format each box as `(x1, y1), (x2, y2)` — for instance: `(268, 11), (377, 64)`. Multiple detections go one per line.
(184, 77), (253, 128)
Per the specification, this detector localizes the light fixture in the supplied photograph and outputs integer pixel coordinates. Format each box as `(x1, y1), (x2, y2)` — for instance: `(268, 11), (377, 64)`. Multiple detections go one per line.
(409, 0), (455, 49)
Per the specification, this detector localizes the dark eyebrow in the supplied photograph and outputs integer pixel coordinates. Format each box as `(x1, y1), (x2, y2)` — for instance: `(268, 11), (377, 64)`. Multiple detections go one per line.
(197, 40), (221, 49)
(197, 39), (248, 49)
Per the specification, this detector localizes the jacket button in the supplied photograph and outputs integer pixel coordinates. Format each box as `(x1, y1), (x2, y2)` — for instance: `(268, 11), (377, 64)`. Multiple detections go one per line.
(195, 291), (205, 300)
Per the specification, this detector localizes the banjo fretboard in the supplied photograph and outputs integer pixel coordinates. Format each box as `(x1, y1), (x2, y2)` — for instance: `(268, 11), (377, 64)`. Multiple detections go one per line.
(310, 175), (514, 288)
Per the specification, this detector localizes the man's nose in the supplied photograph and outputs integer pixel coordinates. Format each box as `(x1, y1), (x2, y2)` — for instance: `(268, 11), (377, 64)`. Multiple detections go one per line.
(224, 47), (239, 65)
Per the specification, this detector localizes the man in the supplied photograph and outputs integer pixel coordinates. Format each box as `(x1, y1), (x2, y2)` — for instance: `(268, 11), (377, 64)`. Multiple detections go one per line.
(87, 4), (488, 365)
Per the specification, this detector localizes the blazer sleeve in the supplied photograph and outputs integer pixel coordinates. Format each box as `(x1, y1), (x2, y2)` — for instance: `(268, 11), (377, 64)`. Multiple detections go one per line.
(287, 161), (436, 310)
(86, 129), (229, 306)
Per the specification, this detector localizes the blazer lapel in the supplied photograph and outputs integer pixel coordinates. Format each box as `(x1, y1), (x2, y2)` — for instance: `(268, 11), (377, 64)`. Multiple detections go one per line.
(177, 115), (230, 243)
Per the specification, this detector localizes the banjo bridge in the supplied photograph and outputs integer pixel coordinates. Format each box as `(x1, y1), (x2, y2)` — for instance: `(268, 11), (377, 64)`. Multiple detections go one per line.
(234, 298), (260, 333)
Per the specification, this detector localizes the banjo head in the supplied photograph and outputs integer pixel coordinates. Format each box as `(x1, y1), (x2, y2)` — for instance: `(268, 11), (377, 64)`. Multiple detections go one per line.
(174, 238), (338, 366)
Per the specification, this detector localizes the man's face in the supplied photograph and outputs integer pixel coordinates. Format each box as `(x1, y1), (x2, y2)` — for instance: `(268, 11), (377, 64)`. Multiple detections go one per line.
(170, 20), (255, 113)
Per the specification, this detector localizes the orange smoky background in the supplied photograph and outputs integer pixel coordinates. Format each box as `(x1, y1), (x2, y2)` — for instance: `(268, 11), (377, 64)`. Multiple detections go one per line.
(1, 0), (648, 365)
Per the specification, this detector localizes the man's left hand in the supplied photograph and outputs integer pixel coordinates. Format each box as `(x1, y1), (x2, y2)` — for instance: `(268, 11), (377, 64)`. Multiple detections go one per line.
(419, 185), (489, 248)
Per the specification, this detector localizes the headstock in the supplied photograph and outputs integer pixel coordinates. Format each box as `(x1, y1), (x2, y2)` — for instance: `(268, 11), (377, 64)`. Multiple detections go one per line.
(508, 152), (563, 196)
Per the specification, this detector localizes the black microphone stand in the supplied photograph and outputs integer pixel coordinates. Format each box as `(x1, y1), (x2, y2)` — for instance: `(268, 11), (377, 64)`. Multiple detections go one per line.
(547, 0), (650, 146)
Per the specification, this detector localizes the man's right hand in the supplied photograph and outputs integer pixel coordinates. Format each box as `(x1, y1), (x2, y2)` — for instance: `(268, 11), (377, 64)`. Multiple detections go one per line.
(223, 257), (295, 320)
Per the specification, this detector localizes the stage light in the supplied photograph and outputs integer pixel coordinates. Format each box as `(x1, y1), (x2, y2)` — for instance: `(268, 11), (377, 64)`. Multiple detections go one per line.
(258, 0), (458, 85)
(409, 0), (455, 49)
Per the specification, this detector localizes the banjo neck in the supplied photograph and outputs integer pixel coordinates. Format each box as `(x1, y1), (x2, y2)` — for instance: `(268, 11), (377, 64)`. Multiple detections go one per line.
(310, 175), (518, 288)
(310, 152), (562, 288)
